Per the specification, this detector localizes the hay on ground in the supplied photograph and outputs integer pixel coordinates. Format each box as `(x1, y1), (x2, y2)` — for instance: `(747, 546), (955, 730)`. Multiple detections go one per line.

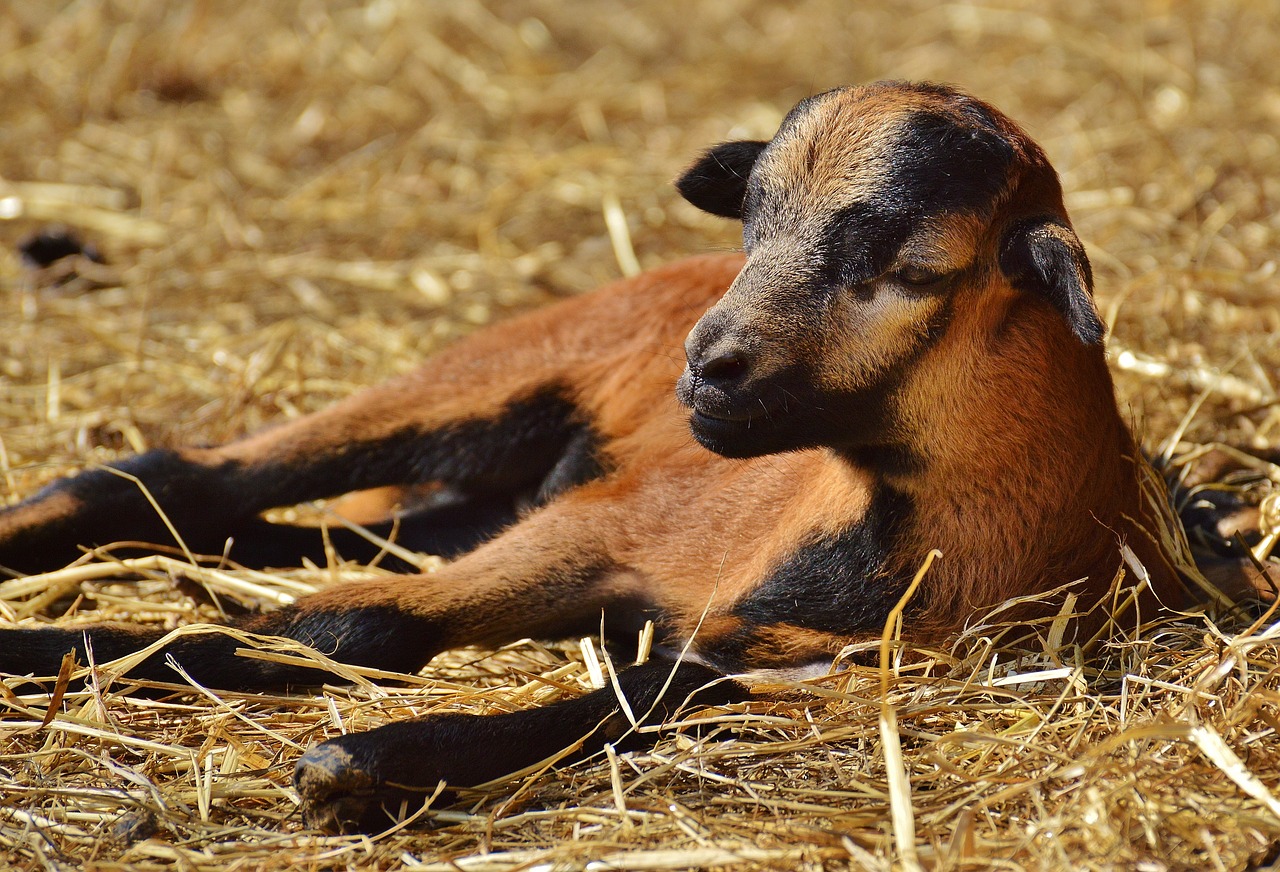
(2, 1), (1279, 869)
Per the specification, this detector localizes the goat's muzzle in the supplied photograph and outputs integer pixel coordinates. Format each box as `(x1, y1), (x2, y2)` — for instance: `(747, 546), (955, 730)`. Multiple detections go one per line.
(678, 320), (790, 456)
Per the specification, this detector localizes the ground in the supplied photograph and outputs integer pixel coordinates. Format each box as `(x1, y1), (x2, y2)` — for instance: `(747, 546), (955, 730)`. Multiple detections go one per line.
(1, 1), (1279, 870)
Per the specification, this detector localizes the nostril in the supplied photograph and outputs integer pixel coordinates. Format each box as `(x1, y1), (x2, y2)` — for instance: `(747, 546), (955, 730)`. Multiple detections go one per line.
(700, 350), (748, 383)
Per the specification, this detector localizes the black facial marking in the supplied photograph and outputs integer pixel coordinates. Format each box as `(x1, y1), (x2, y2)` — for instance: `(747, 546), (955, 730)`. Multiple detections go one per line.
(885, 111), (1016, 213)
(896, 82), (1004, 131)
(732, 486), (915, 635)
(817, 202), (917, 288)
(685, 360), (902, 458)
(814, 111), (1011, 287)
(747, 94), (1017, 291)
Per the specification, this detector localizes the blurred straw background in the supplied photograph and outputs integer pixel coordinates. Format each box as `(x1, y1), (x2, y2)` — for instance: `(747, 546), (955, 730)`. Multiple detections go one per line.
(1, 1), (1278, 869)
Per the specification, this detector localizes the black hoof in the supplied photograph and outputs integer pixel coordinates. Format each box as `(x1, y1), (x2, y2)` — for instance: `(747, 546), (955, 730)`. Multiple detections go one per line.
(293, 738), (444, 833)
(294, 742), (381, 833)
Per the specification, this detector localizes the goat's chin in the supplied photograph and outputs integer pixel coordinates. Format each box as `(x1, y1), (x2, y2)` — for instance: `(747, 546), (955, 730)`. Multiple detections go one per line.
(686, 410), (803, 458)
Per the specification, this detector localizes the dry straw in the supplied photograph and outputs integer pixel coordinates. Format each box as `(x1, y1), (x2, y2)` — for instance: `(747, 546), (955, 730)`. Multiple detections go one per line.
(2, 1), (1280, 869)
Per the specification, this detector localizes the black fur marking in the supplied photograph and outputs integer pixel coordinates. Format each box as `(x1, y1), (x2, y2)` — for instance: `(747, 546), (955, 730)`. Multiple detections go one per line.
(0, 450), (245, 575)
(810, 111), (1013, 289)
(685, 360), (902, 458)
(817, 202), (917, 288)
(732, 486), (914, 635)
(222, 493), (520, 570)
(260, 605), (442, 676)
(0, 605), (443, 691)
(675, 141), (768, 219)
(686, 361), (904, 458)
(845, 443), (926, 479)
(998, 218), (1104, 345)
(227, 394), (607, 568)
(0, 623), (325, 689)
(265, 387), (593, 502)
(0, 387), (599, 575)
(743, 99), (1015, 289)
(533, 426), (608, 505)
(894, 81), (1005, 132)
(883, 110), (1015, 214)
(2, 527), (624, 691)
(189, 385), (591, 507)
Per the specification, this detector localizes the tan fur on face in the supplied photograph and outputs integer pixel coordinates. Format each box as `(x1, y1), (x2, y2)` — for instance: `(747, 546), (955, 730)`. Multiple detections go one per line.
(894, 213), (988, 273)
(747, 85), (1008, 240)
(811, 212), (993, 391)
(748, 90), (914, 237)
(694, 87), (1016, 399)
(812, 286), (948, 391)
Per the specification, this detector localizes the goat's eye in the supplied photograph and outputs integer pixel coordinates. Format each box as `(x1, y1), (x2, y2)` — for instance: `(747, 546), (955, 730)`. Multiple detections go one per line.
(895, 265), (948, 288)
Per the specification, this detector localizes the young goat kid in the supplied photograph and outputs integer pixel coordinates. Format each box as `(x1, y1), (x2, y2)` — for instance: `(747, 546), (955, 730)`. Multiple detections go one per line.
(0, 82), (1194, 832)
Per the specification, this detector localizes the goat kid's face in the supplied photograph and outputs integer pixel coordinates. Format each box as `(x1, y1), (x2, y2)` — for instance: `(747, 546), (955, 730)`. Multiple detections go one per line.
(674, 82), (1105, 459)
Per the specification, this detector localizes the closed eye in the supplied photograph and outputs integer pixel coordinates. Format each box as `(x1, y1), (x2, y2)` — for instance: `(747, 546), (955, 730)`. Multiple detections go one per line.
(894, 265), (951, 291)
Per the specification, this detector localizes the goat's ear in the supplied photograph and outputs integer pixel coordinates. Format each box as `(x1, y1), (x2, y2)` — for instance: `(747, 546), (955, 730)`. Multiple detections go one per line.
(675, 140), (768, 219)
(998, 218), (1105, 345)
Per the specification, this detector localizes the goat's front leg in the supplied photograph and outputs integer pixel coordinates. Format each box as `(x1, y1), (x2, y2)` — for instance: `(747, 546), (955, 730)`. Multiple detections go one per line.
(0, 491), (637, 687)
(294, 659), (748, 833)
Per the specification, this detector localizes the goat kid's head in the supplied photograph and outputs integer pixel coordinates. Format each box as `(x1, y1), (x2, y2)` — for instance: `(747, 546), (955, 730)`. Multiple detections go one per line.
(674, 81), (1104, 459)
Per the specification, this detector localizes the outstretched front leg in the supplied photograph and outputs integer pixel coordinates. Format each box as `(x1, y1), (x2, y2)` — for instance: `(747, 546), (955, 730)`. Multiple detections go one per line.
(1, 482), (745, 832)
(294, 659), (748, 833)
(0, 488), (641, 687)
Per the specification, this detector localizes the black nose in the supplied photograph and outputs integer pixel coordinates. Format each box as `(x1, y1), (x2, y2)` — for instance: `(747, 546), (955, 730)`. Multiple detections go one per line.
(696, 349), (748, 383)
(684, 309), (754, 389)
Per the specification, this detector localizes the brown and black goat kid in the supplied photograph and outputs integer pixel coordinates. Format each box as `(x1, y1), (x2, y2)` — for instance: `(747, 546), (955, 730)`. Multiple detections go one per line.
(0, 82), (1196, 832)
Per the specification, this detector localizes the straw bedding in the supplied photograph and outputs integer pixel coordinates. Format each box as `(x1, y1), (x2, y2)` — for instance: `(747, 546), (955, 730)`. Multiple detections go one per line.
(1, 1), (1278, 869)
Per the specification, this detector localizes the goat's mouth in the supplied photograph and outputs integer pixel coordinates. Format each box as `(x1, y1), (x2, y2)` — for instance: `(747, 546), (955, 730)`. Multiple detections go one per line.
(675, 370), (775, 420)
(676, 367), (808, 458)
(683, 394), (786, 458)
(689, 405), (763, 424)
(687, 408), (768, 457)
(679, 383), (778, 428)
(676, 361), (905, 459)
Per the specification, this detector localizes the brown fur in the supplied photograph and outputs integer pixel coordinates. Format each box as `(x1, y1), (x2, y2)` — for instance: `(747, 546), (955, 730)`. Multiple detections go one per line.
(0, 82), (1203, 832)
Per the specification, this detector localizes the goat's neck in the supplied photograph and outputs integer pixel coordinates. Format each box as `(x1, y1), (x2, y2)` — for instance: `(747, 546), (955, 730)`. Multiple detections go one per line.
(854, 331), (1174, 622)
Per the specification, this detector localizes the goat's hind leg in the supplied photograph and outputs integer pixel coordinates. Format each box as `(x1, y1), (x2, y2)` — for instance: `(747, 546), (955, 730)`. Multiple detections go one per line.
(0, 367), (605, 690)
(1168, 443), (1280, 601)
(0, 353), (595, 578)
(215, 488), (521, 570)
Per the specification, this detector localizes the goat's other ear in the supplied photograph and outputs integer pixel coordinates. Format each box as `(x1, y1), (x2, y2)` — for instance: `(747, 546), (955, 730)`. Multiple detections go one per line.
(675, 141), (768, 219)
(998, 217), (1106, 345)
